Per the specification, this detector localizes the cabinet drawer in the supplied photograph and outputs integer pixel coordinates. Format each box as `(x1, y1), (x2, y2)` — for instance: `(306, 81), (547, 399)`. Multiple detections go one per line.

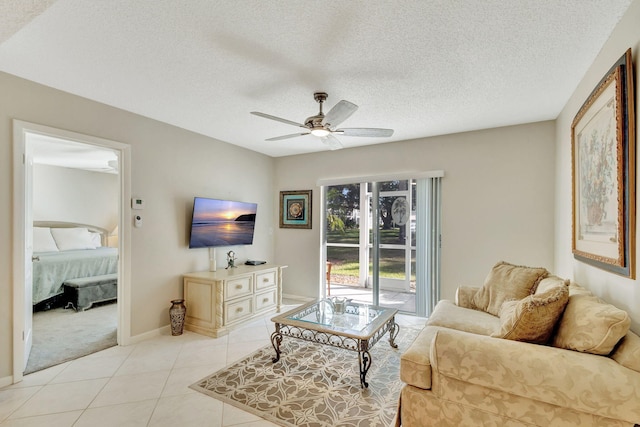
(255, 270), (277, 290)
(225, 276), (253, 299)
(225, 297), (253, 324)
(255, 289), (277, 311)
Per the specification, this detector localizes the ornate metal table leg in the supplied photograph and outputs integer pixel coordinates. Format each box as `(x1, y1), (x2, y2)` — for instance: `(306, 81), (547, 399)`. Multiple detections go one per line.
(388, 319), (399, 349)
(271, 325), (282, 363)
(358, 349), (372, 388)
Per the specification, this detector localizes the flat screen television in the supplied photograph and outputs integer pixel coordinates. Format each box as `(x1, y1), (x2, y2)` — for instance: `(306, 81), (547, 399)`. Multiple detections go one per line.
(188, 197), (257, 248)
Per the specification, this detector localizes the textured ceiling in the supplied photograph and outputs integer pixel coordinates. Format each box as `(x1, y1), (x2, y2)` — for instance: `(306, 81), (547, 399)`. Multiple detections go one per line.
(0, 0), (633, 158)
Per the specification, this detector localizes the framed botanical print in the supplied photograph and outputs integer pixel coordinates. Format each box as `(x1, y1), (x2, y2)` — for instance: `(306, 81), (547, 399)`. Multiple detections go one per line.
(279, 190), (312, 229)
(571, 49), (635, 278)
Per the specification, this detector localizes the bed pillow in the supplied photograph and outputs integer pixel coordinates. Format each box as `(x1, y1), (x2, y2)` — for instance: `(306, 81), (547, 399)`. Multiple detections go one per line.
(472, 261), (548, 316)
(491, 284), (569, 344)
(50, 227), (97, 251)
(89, 232), (102, 248)
(33, 227), (59, 252)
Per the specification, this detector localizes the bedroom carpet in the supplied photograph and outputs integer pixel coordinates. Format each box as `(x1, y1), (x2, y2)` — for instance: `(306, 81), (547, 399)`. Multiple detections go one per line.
(25, 301), (117, 374)
(190, 325), (420, 427)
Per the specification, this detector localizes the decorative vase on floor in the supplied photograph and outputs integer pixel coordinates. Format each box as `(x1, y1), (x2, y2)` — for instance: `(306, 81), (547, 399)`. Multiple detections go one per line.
(170, 299), (186, 336)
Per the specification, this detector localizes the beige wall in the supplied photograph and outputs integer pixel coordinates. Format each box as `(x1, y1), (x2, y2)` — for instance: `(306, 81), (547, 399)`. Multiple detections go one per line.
(33, 164), (118, 231)
(555, 0), (640, 333)
(0, 71), (276, 380)
(273, 121), (557, 302)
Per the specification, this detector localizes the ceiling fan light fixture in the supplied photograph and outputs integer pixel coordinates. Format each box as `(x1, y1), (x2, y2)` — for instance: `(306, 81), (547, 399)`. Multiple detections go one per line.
(251, 92), (394, 150)
(310, 128), (330, 137)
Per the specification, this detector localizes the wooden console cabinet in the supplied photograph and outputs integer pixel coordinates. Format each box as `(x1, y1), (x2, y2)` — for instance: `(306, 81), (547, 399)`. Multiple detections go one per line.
(183, 264), (286, 338)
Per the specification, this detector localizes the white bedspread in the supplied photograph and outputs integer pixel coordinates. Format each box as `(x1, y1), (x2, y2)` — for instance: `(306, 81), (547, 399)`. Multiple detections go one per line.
(32, 247), (118, 305)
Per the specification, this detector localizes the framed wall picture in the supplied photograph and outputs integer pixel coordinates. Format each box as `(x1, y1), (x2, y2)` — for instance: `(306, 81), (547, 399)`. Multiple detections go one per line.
(571, 48), (635, 278)
(279, 190), (312, 229)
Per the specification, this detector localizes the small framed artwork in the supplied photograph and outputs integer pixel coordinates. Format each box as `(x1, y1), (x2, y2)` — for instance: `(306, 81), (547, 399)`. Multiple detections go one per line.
(280, 190), (312, 229)
(571, 48), (635, 278)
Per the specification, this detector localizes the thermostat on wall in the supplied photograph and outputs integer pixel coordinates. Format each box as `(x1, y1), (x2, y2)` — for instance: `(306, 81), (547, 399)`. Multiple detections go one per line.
(131, 197), (145, 210)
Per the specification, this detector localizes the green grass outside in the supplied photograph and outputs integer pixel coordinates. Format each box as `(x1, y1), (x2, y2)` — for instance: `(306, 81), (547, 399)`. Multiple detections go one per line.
(327, 228), (415, 280)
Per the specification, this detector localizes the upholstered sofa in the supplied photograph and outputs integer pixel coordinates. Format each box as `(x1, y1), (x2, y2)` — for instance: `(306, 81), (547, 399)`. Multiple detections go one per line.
(397, 261), (640, 426)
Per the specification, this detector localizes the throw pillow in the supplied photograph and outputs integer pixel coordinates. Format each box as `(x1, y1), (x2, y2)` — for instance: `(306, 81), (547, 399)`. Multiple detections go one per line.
(552, 294), (631, 355)
(491, 284), (569, 344)
(534, 275), (569, 295)
(472, 261), (548, 316)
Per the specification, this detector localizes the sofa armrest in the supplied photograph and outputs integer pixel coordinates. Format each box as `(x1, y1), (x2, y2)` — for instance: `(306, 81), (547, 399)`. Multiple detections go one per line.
(455, 286), (479, 309)
(430, 328), (640, 424)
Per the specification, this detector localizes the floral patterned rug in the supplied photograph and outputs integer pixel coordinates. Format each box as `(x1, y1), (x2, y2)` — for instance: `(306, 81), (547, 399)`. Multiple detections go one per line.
(190, 326), (420, 427)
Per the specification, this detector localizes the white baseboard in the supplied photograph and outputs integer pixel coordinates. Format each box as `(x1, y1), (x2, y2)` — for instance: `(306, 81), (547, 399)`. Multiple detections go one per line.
(282, 293), (314, 302)
(124, 325), (171, 346)
(0, 375), (13, 388)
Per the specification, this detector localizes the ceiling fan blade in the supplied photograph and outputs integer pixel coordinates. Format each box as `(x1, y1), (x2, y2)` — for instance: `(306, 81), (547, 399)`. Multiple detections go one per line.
(320, 134), (343, 150)
(323, 100), (358, 129)
(251, 111), (307, 129)
(336, 128), (394, 137)
(265, 132), (310, 141)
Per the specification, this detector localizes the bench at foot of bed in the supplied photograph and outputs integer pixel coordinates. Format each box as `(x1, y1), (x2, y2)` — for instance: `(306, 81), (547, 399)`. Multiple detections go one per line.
(63, 273), (117, 311)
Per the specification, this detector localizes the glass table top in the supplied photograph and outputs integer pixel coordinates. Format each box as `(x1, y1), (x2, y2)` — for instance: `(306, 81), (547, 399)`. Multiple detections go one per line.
(281, 299), (391, 334)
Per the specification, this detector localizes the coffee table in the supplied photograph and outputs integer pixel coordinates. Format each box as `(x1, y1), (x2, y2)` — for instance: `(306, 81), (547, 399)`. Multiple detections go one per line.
(270, 299), (399, 388)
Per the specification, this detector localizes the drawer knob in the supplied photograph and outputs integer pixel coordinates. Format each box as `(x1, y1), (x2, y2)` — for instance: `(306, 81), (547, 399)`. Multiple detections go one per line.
(263, 298), (269, 303)
(263, 278), (269, 282)
(236, 307), (243, 313)
(235, 284), (242, 290)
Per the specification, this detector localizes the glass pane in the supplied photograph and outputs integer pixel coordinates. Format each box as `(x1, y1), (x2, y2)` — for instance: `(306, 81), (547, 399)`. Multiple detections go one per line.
(379, 248), (406, 279)
(327, 246), (360, 282)
(326, 184), (360, 244)
(326, 245), (371, 304)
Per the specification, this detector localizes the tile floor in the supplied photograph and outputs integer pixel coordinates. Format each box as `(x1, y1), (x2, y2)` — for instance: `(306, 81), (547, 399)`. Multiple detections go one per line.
(0, 301), (426, 427)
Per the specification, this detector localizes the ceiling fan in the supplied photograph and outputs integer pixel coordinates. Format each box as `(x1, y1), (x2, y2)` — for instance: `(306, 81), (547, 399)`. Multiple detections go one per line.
(251, 92), (394, 150)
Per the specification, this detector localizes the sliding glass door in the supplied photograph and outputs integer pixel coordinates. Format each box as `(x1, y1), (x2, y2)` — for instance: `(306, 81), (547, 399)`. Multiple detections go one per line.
(324, 176), (440, 316)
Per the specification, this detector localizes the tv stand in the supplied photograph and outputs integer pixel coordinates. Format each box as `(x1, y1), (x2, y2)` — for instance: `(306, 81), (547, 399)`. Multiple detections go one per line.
(183, 264), (286, 338)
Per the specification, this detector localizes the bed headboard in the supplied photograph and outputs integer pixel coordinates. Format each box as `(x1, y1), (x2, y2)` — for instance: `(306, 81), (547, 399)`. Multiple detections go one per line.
(33, 221), (111, 246)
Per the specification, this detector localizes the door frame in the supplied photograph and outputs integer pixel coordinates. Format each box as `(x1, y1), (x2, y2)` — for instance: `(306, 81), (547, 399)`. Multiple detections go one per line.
(12, 120), (132, 383)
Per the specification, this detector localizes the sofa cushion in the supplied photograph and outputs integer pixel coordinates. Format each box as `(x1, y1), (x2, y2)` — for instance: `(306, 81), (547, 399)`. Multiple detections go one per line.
(472, 261), (548, 316)
(611, 331), (640, 373)
(491, 284), (569, 344)
(427, 300), (499, 336)
(553, 293), (631, 355)
(534, 275), (569, 294)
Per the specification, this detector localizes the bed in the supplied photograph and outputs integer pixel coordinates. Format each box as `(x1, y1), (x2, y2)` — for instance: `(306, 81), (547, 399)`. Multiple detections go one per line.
(32, 221), (118, 308)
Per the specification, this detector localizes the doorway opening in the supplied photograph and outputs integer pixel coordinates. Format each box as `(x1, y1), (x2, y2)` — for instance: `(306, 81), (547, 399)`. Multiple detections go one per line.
(12, 120), (131, 383)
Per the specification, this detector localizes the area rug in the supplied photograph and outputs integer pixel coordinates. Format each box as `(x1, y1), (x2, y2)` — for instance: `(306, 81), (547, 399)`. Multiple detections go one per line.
(190, 326), (420, 427)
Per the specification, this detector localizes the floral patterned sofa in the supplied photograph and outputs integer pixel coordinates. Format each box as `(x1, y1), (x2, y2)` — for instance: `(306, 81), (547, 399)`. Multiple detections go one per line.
(397, 261), (640, 426)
